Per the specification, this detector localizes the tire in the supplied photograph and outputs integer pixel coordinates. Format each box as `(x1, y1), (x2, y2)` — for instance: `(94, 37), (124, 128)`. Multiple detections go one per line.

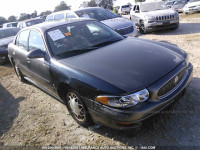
(66, 90), (93, 127)
(139, 21), (148, 34)
(0, 56), (7, 65)
(13, 62), (26, 82)
(171, 23), (179, 30)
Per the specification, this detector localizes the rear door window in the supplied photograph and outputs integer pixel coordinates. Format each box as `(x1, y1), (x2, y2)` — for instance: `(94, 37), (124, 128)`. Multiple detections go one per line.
(54, 13), (65, 20)
(46, 15), (54, 21)
(16, 30), (30, 51)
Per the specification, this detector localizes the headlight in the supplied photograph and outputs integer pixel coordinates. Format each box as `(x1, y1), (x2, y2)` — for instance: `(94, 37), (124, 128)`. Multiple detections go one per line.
(185, 54), (189, 66)
(174, 12), (179, 18)
(96, 89), (149, 108)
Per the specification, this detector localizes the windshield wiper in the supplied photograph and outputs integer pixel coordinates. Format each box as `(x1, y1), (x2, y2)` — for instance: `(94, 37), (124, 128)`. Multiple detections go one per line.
(92, 38), (123, 47)
(57, 47), (98, 56)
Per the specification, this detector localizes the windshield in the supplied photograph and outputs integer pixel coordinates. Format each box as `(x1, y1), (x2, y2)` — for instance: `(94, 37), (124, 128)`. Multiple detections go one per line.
(165, 1), (173, 5)
(141, 2), (168, 12)
(26, 19), (44, 27)
(0, 28), (20, 39)
(46, 21), (123, 58)
(75, 8), (118, 21)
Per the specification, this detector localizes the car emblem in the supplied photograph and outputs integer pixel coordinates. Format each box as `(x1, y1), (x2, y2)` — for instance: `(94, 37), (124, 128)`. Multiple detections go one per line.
(174, 76), (179, 85)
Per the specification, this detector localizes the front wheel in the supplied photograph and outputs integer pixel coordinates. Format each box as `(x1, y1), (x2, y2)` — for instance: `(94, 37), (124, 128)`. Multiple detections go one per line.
(139, 21), (148, 34)
(66, 90), (93, 127)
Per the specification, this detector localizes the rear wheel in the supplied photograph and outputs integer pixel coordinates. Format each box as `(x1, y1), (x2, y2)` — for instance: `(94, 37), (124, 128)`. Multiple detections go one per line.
(0, 56), (7, 65)
(66, 90), (93, 127)
(14, 62), (26, 82)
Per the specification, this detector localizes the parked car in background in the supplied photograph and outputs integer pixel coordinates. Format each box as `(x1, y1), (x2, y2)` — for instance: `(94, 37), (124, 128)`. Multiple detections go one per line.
(46, 7), (138, 37)
(183, 0), (200, 14)
(165, 0), (188, 12)
(3, 22), (18, 28)
(0, 28), (20, 65)
(117, 5), (131, 15)
(17, 18), (44, 29)
(8, 19), (193, 129)
(130, 2), (179, 34)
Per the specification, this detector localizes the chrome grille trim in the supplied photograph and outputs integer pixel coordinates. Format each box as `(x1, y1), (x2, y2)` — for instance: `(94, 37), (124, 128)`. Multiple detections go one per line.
(156, 15), (175, 21)
(157, 66), (187, 100)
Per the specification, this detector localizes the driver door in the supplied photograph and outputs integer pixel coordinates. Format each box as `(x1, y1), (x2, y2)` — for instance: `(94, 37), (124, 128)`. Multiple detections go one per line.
(27, 29), (53, 93)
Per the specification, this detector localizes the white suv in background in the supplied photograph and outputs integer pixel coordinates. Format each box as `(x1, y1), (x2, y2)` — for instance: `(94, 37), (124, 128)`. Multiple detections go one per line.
(117, 5), (131, 15)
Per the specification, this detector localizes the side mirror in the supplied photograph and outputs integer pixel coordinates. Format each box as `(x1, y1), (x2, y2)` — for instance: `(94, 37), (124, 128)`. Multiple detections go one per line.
(27, 49), (46, 59)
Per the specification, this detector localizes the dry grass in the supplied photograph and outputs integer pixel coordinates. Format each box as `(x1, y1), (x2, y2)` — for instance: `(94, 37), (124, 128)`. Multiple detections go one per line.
(0, 64), (14, 78)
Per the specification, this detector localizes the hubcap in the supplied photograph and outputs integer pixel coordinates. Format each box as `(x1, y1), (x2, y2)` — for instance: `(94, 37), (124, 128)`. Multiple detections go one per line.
(67, 92), (85, 121)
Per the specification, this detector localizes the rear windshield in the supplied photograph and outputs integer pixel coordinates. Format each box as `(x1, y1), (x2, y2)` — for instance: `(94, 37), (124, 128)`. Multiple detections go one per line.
(26, 19), (44, 27)
(0, 28), (20, 39)
(122, 5), (130, 8)
(75, 8), (118, 21)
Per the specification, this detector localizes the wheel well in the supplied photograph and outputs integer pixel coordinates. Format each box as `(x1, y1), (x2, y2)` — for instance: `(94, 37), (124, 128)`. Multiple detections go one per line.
(57, 82), (72, 101)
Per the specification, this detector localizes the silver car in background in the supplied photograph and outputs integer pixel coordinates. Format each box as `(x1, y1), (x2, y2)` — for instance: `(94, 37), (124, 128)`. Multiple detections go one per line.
(183, 0), (200, 14)
(46, 7), (138, 37)
(165, 0), (188, 12)
(130, 2), (179, 34)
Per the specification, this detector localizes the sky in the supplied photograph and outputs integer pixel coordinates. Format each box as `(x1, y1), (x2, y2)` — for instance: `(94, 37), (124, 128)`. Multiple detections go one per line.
(0, 0), (134, 19)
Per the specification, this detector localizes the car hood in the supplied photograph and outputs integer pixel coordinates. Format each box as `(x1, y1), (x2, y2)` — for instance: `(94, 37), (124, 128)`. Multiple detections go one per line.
(101, 17), (133, 30)
(143, 9), (176, 18)
(58, 38), (184, 93)
(0, 36), (15, 46)
(185, 1), (200, 7)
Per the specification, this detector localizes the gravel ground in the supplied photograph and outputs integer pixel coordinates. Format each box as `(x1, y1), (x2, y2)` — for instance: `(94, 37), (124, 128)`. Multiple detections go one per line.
(0, 13), (200, 149)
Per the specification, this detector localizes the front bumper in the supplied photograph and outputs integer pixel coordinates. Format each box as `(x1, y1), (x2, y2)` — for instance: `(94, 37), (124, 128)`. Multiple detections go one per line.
(144, 19), (179, 32)
(89, 62), (193, 130)
(126, 28), (138, 37)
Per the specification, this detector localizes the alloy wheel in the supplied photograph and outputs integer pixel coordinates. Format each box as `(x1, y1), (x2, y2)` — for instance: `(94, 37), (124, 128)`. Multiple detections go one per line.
(67, 92), (86, 122)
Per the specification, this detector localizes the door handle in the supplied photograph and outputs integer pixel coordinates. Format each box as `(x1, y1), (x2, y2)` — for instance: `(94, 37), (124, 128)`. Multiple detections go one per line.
(26, 58), (30, 63)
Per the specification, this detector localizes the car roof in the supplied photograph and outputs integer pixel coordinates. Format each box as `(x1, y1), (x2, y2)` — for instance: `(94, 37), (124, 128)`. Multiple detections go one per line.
(19, 18), (43, 23)
(22, 18), (95, 33)
(74, 7), (104, 12)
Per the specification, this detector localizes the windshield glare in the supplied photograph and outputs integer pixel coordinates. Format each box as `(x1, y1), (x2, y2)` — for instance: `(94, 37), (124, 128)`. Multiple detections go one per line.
(141, 3), (168, 12)
(0, 28), (20, 39)
(75, 8), (118, 21)
(46, 21), (123, 57)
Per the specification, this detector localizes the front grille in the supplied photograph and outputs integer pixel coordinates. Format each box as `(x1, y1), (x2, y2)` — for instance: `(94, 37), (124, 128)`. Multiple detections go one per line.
(188, 6), (196, 8)
(116, 26), (134, 35)
(156, 15), (175, 21)
(158, 68), (186, 97)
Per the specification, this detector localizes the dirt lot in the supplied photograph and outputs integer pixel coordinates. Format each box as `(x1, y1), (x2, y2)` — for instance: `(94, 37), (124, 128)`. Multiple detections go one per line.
(0, 13), (200, 149)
